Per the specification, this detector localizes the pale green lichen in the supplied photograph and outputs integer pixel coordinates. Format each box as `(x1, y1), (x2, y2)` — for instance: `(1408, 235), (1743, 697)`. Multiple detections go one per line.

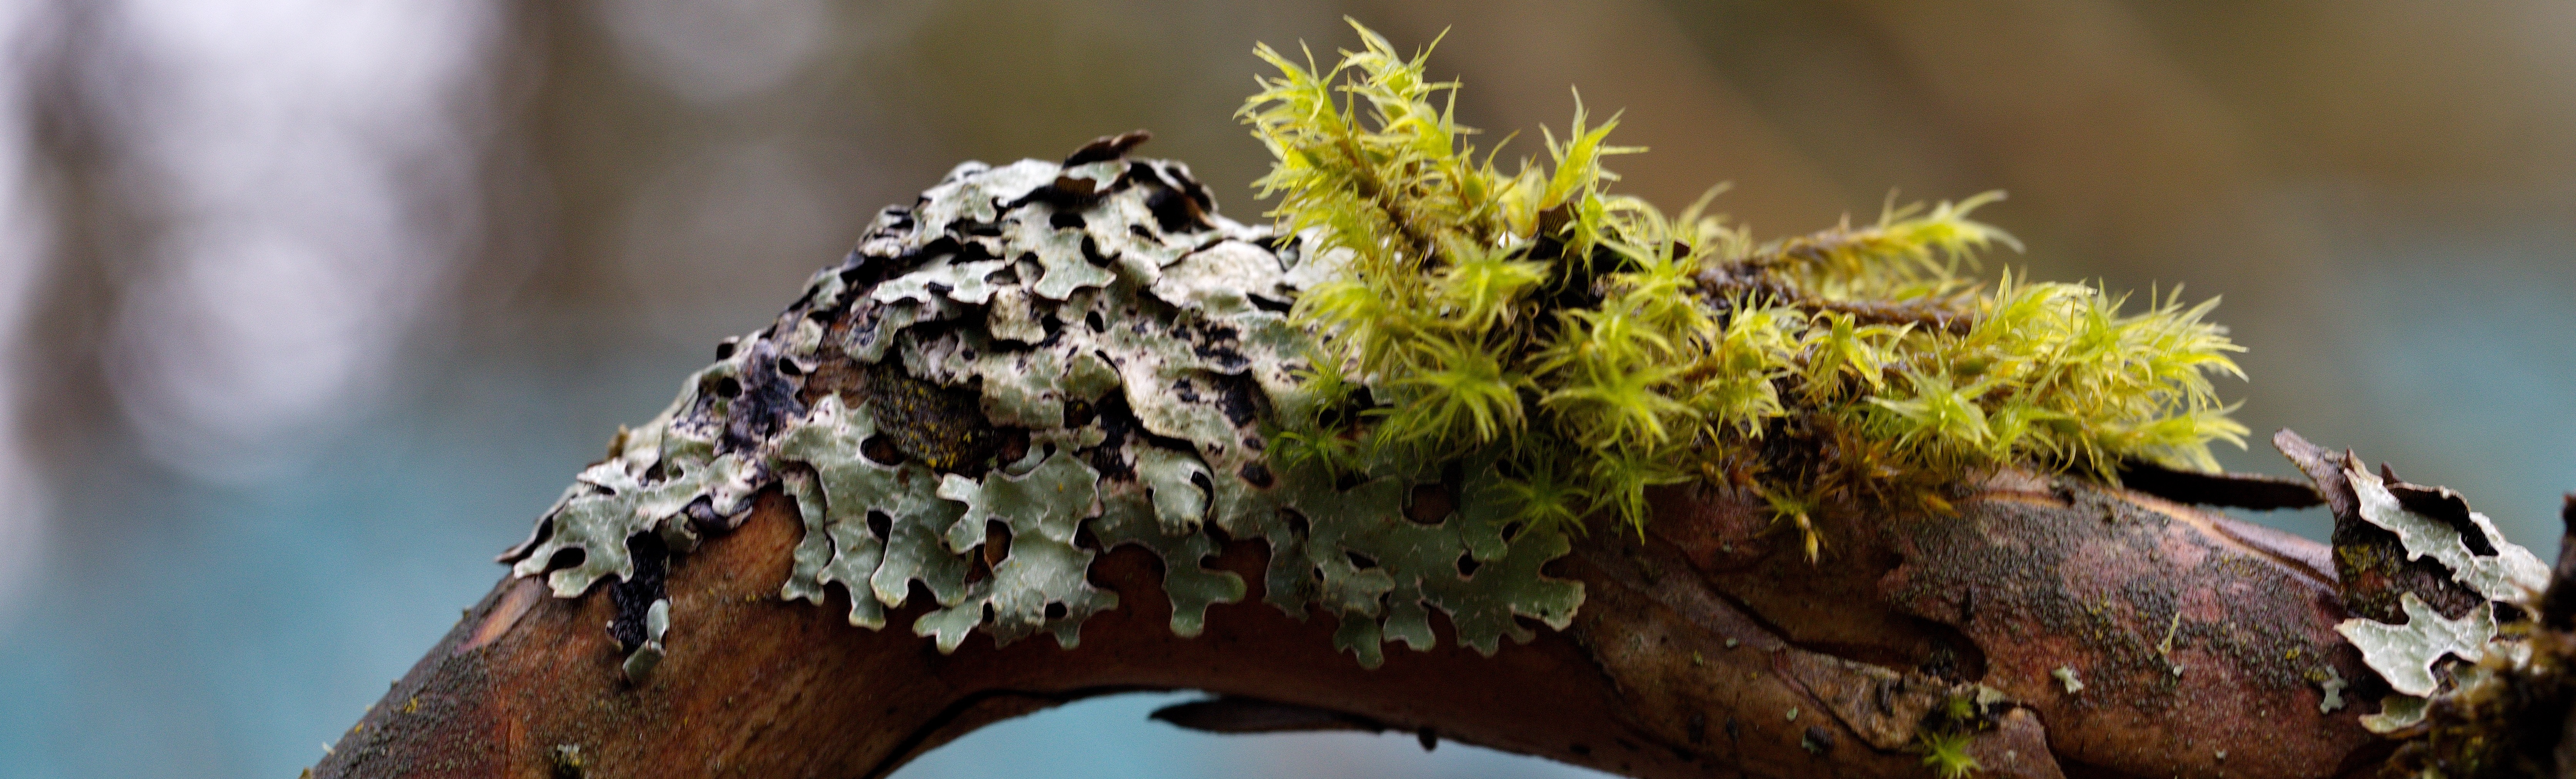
(2338, 592), (2497, 699)
(1091, 485), (1243, 638)
(622, 599), (670, 682)
(776, 395), (965, 625)
(499, 353), (763, 598)
(2051, 666), (2084, 695)
(2346, 467), (2548, 605)
(2361, 693), (2431, 736)
(2317, 666), (2347, 714)
(932, 451), (1120, 648)
(2321, 464), (2551, 747)
(499, 133), (1583, 668)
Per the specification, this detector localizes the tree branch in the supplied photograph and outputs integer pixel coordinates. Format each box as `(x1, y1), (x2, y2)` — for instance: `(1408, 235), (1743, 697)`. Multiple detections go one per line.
(315, 467), (2374, 779)
(307, 139), (2434, 779)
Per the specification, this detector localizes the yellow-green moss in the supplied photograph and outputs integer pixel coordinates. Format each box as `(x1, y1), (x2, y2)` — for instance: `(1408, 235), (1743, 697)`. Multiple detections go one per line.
(1245, 21), (2249, 550)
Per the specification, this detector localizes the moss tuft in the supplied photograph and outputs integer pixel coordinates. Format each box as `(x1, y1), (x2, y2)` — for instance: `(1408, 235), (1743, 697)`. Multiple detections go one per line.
(1245, 20), (2248, 543)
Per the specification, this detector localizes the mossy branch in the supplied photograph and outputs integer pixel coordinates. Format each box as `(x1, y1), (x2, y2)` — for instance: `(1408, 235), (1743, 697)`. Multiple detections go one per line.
(1250, 20), (2248, 549)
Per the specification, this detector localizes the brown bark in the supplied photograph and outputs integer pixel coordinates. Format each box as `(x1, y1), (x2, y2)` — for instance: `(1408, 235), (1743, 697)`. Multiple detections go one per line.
(314, 465), (2383, 779)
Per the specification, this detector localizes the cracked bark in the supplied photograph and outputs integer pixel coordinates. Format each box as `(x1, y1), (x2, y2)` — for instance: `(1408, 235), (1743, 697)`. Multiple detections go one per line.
(315, 462), (2387, 779)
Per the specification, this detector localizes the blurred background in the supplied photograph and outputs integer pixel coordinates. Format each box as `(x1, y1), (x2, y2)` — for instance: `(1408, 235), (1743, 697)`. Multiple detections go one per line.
(0, 0), (2571, 776)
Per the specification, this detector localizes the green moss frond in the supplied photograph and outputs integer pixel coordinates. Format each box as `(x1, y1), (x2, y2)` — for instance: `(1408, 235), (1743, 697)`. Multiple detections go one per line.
(1730, 192), (2016, 304)
(1758, 484), (1828, 562)
(1500, 451), (1590, 535)
(1435, 239), (1550, 331)
(1375, 333), (1532, 446)
(1270, 357), (1368, 479)
(1579, 446), (1690, 531)
(1245, 21), (2250, 542)
(1915, 729), (1982, 779)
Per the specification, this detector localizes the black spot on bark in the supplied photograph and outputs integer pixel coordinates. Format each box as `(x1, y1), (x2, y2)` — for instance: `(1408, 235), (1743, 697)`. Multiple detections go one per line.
(696, 335), (808, 455)
(607, 532), (670, 652)
(1145, 185), (1208, 234)
(1800, 726), (1833, 756)
(543, 546), (584, 576)
(1086, 394), (1147, 480)
(994, 427), (1030, 468)
(1238, 462), (1273, 489)
(1209, 371), (1264, 427)
(1079, 235), (1114, 268)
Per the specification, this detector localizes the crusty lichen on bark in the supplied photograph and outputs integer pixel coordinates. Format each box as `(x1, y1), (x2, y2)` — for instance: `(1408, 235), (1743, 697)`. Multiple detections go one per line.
(498, 135), (1583, 669)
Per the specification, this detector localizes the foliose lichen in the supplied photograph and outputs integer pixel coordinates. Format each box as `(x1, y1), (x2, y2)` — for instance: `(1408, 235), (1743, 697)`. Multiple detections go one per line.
(496, 19), (2262, 671)
(2326, 465), (2552, 740)
(497, 134), (1584, 668)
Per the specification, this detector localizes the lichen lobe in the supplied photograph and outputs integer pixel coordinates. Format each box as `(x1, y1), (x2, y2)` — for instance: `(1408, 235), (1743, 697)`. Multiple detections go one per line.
(500, 137), (1584, 667)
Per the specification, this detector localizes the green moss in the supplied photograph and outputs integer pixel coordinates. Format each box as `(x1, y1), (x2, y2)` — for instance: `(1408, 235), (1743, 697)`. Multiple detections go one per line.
(1244, 21), (2248, 547)
(500, 19), (2250, 671)
(1910, 691), (1989, 779)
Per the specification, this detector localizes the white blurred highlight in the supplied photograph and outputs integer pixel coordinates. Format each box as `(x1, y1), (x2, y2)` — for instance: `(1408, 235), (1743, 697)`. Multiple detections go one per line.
(0, 2), (56, 616)
(97, 0), (502, 484)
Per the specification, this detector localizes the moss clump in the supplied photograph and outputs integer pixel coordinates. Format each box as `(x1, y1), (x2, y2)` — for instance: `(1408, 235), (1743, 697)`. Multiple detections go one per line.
(1244, 21), (2248, 549)
(1910, 692), (1990, 779)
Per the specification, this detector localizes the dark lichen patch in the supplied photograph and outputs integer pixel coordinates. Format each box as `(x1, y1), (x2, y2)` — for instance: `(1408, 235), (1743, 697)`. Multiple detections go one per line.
(606, 532), (671, 652)
(850, 361), (999, 475)
(708, 337), (808, 455)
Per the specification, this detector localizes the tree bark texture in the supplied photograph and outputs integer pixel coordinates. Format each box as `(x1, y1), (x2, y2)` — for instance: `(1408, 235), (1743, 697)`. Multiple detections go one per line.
(315, 467), (2383, 779)
(308, 140), (2433, 779)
